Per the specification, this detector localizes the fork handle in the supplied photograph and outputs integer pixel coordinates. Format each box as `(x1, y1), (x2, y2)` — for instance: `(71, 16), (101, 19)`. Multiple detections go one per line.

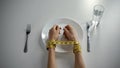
(24, 34), (28, 53)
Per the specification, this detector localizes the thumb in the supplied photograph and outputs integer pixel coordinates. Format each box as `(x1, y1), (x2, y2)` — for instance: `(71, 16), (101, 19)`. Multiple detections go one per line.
(64, 28), (69, 34)
(63, 28), (70, 40)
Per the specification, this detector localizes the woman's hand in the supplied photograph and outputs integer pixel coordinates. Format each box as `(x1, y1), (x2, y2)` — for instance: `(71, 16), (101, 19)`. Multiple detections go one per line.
(63, 25), (78, 41)
(48, 25), (61, 40)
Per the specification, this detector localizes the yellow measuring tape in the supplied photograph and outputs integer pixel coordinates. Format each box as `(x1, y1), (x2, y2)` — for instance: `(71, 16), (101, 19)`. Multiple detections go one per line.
(47, 40), (80, 45)
(47, 40), (82, 53)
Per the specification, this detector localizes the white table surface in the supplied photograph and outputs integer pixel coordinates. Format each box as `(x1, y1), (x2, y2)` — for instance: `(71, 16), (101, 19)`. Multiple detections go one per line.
(0, 0), (120, 68)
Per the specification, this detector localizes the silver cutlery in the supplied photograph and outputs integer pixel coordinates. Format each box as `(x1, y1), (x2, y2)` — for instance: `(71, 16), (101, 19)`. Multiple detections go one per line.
(24, 24), (31, 53)
(86, 23), (90, 52)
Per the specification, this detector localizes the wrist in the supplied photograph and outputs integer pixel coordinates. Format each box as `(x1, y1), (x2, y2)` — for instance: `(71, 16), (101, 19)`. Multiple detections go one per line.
(47, 40), (56, 50)
(73, 43), (81, 54)
(48, 48), (55, 52)
(74, 51), (81, 55)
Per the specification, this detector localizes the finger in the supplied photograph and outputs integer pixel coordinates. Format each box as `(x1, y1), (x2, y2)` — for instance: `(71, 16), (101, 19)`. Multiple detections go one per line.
(65, 24), (73, 30)
(63, 28), (70, 40)
(56, 25), (60, 30)
(57, 26), (61, 30)
(56, 25), (61, 31)
(52, 25), (57, 29)
(64, 28), (70, 35)
(58, 27), (61, 34)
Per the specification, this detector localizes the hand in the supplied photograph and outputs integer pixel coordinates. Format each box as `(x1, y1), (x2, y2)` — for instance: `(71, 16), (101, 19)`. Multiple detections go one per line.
(48, 25), (61, 40)
(63, 25), (78, 41)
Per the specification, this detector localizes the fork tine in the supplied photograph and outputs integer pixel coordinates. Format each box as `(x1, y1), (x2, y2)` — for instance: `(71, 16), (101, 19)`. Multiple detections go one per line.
(26, 24), (31, 31)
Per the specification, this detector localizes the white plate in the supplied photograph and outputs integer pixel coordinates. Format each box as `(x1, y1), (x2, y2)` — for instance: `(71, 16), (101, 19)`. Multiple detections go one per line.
(41, 18), (83, 53)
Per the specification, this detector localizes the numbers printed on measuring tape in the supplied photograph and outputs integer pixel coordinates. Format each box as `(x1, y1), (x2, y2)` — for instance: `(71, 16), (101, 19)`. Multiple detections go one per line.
(47, 41), (80, 45)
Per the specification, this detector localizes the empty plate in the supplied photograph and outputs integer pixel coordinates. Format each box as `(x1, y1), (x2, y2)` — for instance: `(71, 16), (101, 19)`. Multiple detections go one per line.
(41, 18), (83, 53)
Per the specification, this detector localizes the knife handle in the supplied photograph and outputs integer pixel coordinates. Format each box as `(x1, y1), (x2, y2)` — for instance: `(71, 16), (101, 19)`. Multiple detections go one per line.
(24, 34), (28, 53)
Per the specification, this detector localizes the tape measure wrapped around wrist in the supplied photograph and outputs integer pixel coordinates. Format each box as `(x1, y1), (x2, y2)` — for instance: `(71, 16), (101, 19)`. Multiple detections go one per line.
(73, 44), (81, 53)
(46, 40), (82, 52)
(46, 40), (56, 50)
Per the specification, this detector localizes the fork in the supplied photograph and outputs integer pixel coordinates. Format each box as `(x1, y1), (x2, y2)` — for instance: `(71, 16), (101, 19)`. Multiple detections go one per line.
(24, 24), (31, 53)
